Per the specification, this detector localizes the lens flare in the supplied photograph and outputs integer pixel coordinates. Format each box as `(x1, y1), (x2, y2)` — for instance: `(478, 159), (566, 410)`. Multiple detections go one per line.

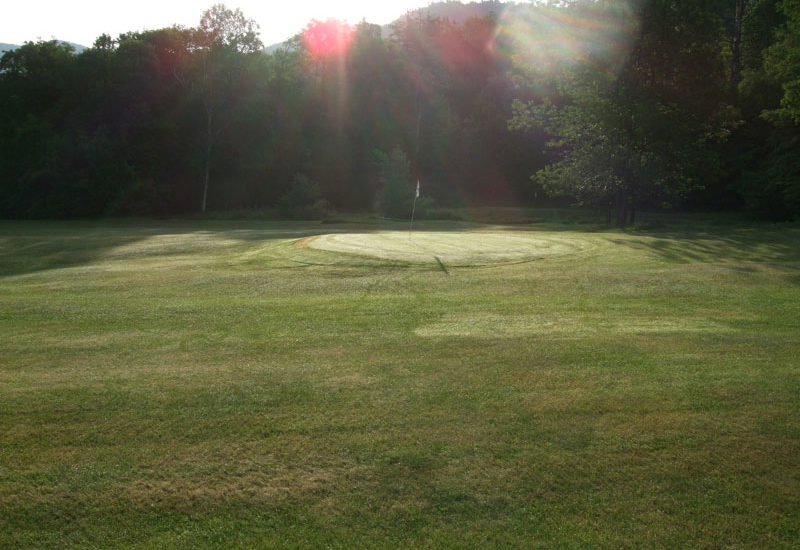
(302, 19), (355, 59)
(495, 2), (639, 92)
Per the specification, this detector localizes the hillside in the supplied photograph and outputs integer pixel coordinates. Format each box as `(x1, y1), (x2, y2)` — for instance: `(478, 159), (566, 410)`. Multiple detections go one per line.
(408, 0), (510, 23)
(266, 1), (513, 50)
(0, 41), (87, 54)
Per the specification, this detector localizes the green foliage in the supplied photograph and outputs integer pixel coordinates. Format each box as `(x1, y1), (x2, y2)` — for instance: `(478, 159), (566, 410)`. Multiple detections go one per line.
(731, 121), (800, 219)
(276, 174), (329, 219)
(198, 3), (263, 53)
(375, 147), (415, 218)
(510, 0), (737, 224)
(761, 0), (800, 123)
(731, 0), (800, 219)
(0, 1), (798, 219)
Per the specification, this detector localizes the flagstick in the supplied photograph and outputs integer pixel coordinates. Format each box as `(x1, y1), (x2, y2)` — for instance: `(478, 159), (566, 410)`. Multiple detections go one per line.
(409, 198), (417, 238)
(409, 180), (419, 239)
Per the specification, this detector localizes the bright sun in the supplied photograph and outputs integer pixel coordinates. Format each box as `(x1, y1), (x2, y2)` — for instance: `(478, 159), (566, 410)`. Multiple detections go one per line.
(302, 19), (356, 58)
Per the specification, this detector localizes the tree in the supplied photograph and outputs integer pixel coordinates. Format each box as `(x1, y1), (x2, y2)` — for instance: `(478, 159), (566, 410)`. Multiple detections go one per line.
(761, 0), (800, 123)
(510, 0), (735, 224)
(199, 3), (263, 54)
(192, 4), (263, 212)
(0, 41), (77, 216)
(731, 0), (800, 218)
(731, 0), (751, 91)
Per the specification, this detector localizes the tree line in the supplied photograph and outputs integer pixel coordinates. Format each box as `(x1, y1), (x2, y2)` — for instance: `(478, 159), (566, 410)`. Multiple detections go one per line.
(0, 1), (798, 222)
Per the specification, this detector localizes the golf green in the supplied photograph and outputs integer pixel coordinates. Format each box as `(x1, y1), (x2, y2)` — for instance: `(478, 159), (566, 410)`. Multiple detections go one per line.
(306, 229), (599, 266)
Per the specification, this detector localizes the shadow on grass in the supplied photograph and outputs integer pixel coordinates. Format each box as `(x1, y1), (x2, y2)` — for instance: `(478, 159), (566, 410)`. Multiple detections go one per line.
(411, 213), (800, 267)
(2, 215), (798, 278)
(0, 221), (153, 278)
(608, 224), (800, 265)
(0, 219), (325, 278)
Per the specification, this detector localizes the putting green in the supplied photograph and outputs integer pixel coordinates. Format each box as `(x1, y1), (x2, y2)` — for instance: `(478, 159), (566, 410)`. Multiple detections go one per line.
(305, 229), (598, 266)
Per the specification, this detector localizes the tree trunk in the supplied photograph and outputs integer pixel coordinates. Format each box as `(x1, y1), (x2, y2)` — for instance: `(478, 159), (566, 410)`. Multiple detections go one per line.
(201, 156), (210, 213)
(613, 189), (637, 226)
(731, 0), (747, 92)
(615, 189), (627, 226)
(201, 102), (214, 214)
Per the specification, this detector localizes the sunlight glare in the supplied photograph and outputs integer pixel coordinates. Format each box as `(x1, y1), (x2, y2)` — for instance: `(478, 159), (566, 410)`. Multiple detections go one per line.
(495, 2), (639, 92)
(302, 19), (355, 59)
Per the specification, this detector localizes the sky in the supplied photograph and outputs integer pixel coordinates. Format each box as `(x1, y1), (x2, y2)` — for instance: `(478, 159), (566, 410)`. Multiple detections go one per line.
(3, 0), (431, 47)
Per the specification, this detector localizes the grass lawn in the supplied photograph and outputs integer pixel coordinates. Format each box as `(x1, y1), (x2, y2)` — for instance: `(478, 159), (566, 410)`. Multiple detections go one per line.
(1, 213), (799, 548)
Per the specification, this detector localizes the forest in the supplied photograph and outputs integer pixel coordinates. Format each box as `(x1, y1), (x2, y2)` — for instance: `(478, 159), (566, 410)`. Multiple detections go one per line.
(0, 0), (798, 222)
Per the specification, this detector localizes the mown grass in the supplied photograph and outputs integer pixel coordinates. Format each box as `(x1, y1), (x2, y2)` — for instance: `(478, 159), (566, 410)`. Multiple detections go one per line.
(1, 215), (799, 548)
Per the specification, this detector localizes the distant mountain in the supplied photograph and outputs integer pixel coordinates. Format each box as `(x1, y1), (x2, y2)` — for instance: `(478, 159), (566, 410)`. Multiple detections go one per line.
(264, 1), (513, 52)
(0, 41), (87, 54)
(382, 1), (511, 39)
(264, 41), (291, 54)
(404, 0), (510, 25)
(66, 41), (88, 53)
(62, 41), (87, 53)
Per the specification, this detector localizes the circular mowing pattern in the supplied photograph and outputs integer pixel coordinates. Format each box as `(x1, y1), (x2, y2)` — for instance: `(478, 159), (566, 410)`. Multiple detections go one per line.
(306, 230), (596, 266)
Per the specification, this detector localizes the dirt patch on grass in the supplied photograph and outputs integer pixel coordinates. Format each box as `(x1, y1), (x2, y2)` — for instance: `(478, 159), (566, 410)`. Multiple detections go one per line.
(414, 313), (736, 339)
(117, 440), (360, 510)
(294, 235), (321, 248)
(0, 468), (340, 515)
(121, 468), (334, 510)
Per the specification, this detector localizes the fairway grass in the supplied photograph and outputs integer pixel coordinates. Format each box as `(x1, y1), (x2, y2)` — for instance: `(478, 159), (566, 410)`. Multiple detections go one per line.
(1, 217), (799, 548)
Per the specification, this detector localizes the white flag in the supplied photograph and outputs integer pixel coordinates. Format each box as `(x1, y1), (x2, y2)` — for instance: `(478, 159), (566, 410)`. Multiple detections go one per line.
(415, 180), (420, 199)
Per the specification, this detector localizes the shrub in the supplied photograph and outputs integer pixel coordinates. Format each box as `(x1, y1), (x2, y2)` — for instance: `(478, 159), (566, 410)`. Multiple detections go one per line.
(277, 174), (329, 219)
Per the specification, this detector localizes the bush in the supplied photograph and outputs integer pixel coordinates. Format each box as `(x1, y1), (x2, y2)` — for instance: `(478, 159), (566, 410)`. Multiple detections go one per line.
(277, 174), (329, 219)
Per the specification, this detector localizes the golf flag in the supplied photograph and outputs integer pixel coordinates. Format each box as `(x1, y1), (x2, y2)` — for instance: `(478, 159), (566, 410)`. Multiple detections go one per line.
(410, 180), (420, 236)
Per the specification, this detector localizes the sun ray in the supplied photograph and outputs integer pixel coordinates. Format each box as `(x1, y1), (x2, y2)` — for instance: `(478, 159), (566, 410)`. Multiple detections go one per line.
(495, 2), (639, 94)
